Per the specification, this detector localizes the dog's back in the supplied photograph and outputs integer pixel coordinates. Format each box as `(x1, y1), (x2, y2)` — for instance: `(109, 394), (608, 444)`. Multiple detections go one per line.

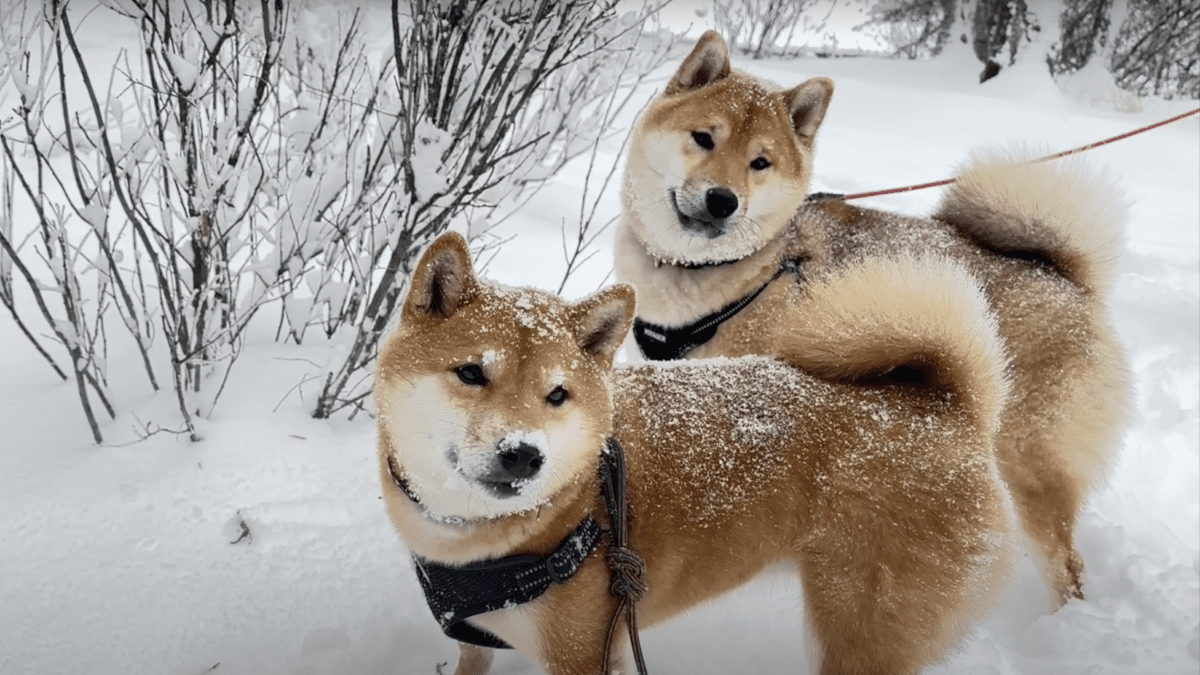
(609, 255), (1015, 673)
(798, 155), (1133, 603)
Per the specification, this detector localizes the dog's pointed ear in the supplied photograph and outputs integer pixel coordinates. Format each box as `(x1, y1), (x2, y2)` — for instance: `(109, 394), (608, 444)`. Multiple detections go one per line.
(572, 283), (636, 368)
(403, 232), (478, 322)
(665, 30), (731, 96)
(784, 77), (834, 146)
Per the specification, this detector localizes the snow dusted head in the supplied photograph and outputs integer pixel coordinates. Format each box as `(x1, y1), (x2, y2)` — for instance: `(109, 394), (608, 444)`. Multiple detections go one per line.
(620, 30), (834, 266)
(375, 232), (636, 525)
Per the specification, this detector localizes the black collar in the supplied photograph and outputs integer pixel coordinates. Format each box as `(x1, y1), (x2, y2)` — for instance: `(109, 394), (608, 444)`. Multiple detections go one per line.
(386, 455), (422, 505)
(633, 257), (802, 361)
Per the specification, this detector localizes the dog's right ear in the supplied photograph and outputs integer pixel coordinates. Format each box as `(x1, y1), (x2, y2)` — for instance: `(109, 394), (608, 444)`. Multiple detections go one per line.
(665, 30), (731, 96)
(403, 231), (478, 322)
(572, 283), (636, 369)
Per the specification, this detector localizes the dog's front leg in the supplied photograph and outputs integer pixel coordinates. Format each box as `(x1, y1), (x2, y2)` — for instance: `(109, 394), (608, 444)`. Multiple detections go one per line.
(452, 644), (493, 675)
(537, 614), (630, 675)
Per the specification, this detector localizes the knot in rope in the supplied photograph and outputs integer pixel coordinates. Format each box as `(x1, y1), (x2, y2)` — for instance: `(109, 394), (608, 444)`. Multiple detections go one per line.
(606, 546), (647, 602)
(599, 438), (651, 675)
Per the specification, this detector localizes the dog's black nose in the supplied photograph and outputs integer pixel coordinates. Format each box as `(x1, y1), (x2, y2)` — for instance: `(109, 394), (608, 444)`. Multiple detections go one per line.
(706, 187), (739, 219)
(498, 443), (544, 480)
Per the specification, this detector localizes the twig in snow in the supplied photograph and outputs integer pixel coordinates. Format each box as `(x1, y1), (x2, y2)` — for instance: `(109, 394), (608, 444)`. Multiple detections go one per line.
(100, 413), (192, 447)
(229, 511), (252, 545)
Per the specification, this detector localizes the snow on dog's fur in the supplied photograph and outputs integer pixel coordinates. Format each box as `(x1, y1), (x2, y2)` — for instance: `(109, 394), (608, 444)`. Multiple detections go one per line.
(376, 232), (1015, 675)
(614, 30), (1133, 608)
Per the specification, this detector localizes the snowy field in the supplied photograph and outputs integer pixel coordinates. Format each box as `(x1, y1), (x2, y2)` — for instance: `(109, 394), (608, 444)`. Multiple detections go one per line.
(1, 8), (1197, 675)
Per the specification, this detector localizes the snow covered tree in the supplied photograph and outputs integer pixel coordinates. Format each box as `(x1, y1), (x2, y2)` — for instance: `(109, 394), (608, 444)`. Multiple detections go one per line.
(872, 0), (1194, 98)
(1053, 0), (1114, 74)
(969, 0), (1064, 81)
(1109, 0), (1199, 99)
(1051, 0), (1141, 110)
(868, 0), (957, 58)
(863, 0), (1043, 74)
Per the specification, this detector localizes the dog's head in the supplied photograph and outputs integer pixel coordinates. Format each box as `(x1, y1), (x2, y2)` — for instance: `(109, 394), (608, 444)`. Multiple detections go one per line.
(623, 31), (833, 265)
(375, 232), (635, 525)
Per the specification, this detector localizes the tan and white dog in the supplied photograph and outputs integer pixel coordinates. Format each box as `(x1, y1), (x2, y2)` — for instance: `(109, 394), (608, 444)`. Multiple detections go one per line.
(614, 30), (1133, 607)
(376, 231), (1015, 675)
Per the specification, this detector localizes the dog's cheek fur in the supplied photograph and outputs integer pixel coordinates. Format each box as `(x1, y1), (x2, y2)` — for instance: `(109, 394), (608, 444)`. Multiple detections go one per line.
(541, 408), (604, 496)
(745, 177), (806, 242)
(378, 374), (478, 517)
(623, 130), (687, 227)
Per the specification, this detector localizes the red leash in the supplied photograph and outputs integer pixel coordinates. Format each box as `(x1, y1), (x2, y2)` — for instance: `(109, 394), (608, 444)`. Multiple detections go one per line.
(841, 107), (1200, 201)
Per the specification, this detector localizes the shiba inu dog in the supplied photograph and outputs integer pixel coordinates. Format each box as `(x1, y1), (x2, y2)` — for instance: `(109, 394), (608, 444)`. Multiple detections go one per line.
(376, 231), (1015, 674)
(614, 30), (1133, 607)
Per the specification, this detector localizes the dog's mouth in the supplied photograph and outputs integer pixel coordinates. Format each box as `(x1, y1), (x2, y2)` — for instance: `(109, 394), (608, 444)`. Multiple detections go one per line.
(476, 478), (525, 499)
(447, 448), (528, 500)
(669, 189), (725, 239)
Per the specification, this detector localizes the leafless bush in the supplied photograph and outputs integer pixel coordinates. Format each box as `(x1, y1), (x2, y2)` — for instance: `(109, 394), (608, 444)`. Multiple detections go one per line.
(713, 0), (834, 58)
(0, 0), (305, 440)
(309, 0), (673, 418)
(0, 10), (69, 387)
(0, 1), (127, 443)
(0, 0), (672, 440)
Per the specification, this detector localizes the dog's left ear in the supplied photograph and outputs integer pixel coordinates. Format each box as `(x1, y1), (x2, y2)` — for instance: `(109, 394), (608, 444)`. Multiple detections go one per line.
(784, 77), (834, 146)
(572, 283), (636, 369)
(402, 231), (478, 322)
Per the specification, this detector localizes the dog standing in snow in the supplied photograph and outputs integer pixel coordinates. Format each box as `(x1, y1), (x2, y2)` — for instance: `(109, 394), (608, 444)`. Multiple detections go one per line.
(376, 232), (1015, 674)
(615, 30), (1133, 607)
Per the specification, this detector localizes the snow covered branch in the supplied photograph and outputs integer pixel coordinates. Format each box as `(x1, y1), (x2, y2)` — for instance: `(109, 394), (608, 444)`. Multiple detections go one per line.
(714, 0), (835, 58)
(309, 0), (673, 419)
(0, 0), (673, 439)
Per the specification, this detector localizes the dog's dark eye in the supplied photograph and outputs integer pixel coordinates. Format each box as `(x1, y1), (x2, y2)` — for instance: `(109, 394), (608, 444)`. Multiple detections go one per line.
(546, 386), (568, 407)
(691, 131), (714, 150)
(750, 157), (771, 171)
(454, 364), (487, 386)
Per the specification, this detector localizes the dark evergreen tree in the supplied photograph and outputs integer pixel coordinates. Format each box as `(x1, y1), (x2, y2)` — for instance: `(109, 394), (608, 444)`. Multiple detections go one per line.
(1054, 0), (1114, 74)
(972, 0), (1041, 80)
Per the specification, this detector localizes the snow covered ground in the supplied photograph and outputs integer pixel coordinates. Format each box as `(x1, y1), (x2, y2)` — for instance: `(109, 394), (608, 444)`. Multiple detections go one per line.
(1, 8), (1197, 675)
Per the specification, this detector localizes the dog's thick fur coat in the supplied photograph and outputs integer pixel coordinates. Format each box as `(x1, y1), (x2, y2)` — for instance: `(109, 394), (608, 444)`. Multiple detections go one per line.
(376, 232), (1015, 674)
(614, 31), (1133, 607)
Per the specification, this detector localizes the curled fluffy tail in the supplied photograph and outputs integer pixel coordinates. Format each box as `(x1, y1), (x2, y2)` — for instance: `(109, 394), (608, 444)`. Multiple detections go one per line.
(778, 256), (1009, 435)
(934, 149), (1127, 297)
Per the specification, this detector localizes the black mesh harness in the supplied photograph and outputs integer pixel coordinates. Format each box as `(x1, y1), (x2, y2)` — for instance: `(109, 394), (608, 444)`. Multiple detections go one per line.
(632, 257), (801, 361)
(412, 517), (603, 649)
(391, 440), (642, 660)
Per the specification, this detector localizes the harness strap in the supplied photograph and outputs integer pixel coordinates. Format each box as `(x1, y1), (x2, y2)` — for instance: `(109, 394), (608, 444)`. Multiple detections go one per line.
(412, 517), (603, 649)
(633, 258), (801, 361)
